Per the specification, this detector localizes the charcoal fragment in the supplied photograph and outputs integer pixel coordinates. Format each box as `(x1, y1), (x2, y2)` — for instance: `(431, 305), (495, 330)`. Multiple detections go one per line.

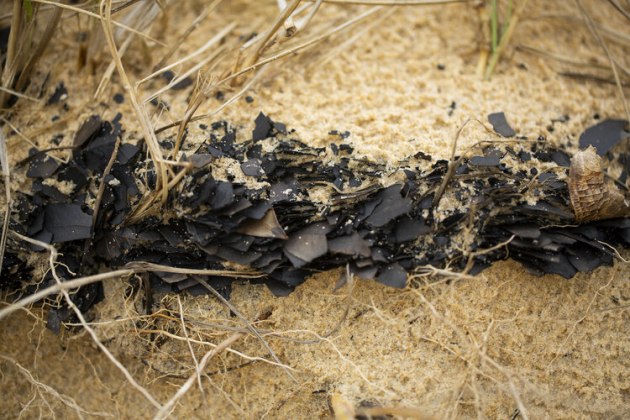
(43, 203), (92, 243)
(377, 263), (407, 288)
(328, 233), (371, 257)
(579, 119), (629, 155)
(253, 112), (272, 141)
(27, 154), (60, 178)
(284, 232), (327, 267)
(488, 112), (516, 137)
(365, 185), (412, 227)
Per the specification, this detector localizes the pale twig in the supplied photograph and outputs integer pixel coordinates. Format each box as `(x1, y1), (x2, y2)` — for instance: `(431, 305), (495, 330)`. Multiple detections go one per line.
(240, 0), (302, 78)
(9, 232), (164, 410)
(139, 22), (236, 88)
(155, 65), (266, 134)
(0, 128), (9, 276)
(153, 330), (244, 420)
(0, 267), (135, 321)
(0, 86), (41, 102)
(30, 0), (165, 45)
(99, 0), (168, 203)
(144, 43), (227, 105)
(546, 271), (616, 370)
(176, 296), (204, 399)
(0, 354), (112, 418)
(194, 277), (297, 382)
(432, 118), (472, 207)
(153, 0), (224, 71)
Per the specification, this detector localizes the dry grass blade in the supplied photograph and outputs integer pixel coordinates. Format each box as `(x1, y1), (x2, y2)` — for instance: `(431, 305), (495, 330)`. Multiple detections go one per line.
(0, 267), (135, 321)
(485, 0), (529, 79)
(13, 8), (62, 94)
(608, 0), (630, 20)
(0, 0), (24, 108)
(239, 0), (302, 81)
(99, 0), (169, 204)
(0, 128), (10, 276)
(576, 0), (630, 125)
(31, 0), (165, 45)
(140, 22), (235, 89)
(152, 0), (224, 71)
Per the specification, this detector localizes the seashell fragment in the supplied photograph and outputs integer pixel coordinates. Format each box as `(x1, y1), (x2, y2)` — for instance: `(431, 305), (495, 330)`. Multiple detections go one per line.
(569, 146), (630, 222)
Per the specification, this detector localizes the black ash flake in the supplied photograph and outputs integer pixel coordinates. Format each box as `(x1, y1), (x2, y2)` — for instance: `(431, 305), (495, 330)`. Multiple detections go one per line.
(579, 119), (629, 155)
(3, 114), (630, 331)
(488, 112), (516, 138)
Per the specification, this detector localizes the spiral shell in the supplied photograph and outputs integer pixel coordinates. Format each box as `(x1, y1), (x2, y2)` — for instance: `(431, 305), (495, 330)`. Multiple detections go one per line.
(569, 146), (630, 222)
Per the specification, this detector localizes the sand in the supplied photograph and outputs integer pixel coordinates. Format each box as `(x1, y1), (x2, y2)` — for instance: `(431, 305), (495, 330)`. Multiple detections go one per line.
(1, 0), (629, 418)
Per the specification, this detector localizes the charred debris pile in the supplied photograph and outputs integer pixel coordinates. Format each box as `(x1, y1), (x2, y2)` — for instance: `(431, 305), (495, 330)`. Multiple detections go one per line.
(1, 112), (629, 329)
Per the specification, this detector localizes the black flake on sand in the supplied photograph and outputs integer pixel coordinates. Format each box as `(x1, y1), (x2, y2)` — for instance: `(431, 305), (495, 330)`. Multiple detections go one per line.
(5, 111), (630, 331)
(47, 82), (67, 105)
(253, 112), (273, 141)
(488, 112), (516, 137)
(579, 119), (629, 155)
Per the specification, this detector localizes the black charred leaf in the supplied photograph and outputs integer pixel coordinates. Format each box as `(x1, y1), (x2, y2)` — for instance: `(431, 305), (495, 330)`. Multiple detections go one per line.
(284, 232), (327, 267)
(579, 119), (629, 155)
(567, 246), (610, 273)
(488, 112), (516, 137)
(272, 121), (287, 135)
(518, 150), (531, 162)
(172, 77), (193, 90)
(551, 150), (571, 167)
(217, 247), (261, 265)
(269, 180), (299, 203)
(350, 264), (378, 280)
(365, 185), (412, 227)
(394, 216), (431, 242)
(504, 224), (540, 239)
(27, 154), (60, 178)
(189, 154), (213, 168)
(469, 155), (501, 167)
(44, 203), (92, 243)
(377, 263), (407, 288)
(209, 182), (234, 210)
(57, 165), (88, 190)
(328, 232), (371, 257)
(241, 159), (264, 176)
(74, 115), (102, 148)
(272, 267), (309, 287)
(253, 112), (272, 141)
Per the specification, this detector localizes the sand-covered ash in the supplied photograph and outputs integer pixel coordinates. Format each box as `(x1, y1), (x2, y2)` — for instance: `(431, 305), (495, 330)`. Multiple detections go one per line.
(2, 112), (629, 331)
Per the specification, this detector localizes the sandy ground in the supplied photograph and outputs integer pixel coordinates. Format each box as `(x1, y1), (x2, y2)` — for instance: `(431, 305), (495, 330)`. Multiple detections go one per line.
(1, 0), (629, 418)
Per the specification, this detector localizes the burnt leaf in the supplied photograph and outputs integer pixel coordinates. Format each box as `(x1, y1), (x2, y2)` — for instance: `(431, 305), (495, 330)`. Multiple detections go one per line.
(488, 112), (516, 137)
(253, 112), (272, 141)
(377, 263), (407, 288)
(365, 185), (412, 227)
(27, 153), (60, 178)
(44, 203), (92, 243)
(284, 232), (327, 267)
(237, 209), (288, 239)
(328, 232), (371, 257)
(579, 119), (629, 155)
